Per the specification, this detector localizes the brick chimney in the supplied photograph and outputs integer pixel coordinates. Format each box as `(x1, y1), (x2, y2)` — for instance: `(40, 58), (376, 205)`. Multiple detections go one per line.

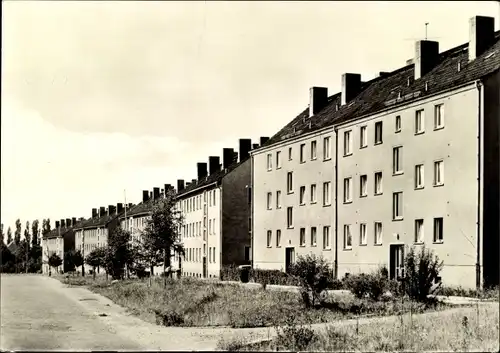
(117, 203), (124, 214)
(142, 190), (149, 203)
(55, 220), (60, 228)
(153, 187), (160, 200)
(60, 219), (66, 228)
(232, 152), (238, 164)
(108, 205), (116, 215)
(177, 179), (185, 192)
(92, 208), (98, 218)
(149, 191), (153, 199)
(99, 207), (106, 217)
(252, 143), (259, 149)
(238, 139), (252, 162)
(309, 87), (329, 116)
(197, 163), (208, 180)
(223, 148), (234, 169)
(209, 156), (220, 175)
(259, 137), (269, 146)
(341, 73), (362, 105)
(72, 217), (77, 226)
(191, 179), (196, 185)
(164, 184), (173, 197)
(66, 218), (71, 227)
(414, 40), (439, 80)
(469, 16), (495, 62)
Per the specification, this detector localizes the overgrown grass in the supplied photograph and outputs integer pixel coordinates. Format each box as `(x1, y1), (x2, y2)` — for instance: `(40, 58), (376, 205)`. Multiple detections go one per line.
(438, 285), (499, 301)
(223, 303), (499, 351)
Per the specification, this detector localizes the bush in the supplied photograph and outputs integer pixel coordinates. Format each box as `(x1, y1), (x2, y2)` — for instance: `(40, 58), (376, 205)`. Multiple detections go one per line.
(220, 264), (240, 281)
(275, 314), (317, 351)
(343, 267), (393, 300)
(403, 245), (443, 302)
(251, 268), (301, 287)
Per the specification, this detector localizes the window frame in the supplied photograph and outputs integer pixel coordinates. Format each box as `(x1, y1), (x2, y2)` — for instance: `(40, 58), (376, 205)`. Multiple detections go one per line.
(374, 171), (383, 195)
(414, 219), (424, 244)
(359, 223), (367, 245)
(276, 190), (282, 209)
(395, 115), (402, 133)
(392, 191), (404, 220)
(360, 125), (368, 148)
(434, 104), (444, 130)
(323, 226), (331, 250)
(311, 140), (317, 160)
(276, 229), (282, 247)
(323, 181), (332, 206)
(323, 136), (331, 160)
(343, 130), (353, 156)
(299, 186), (306, 205)
(374, 222), (383, 245)
(267, 153), (272, 171)
(359, 174), (368, 198)
(299, 228), (306, 247)
(415, 109), (425, 135)
(310, 227), (317, 247)
(343, 224), (352, 250)
(310, 184), (317, 204)
(415, 164), (425, 189)
(300, 143), (306, 163)
(433, 217), (444, 243)
(287, 172), (294, 194)
(393, 146), (403, 175)
(266, 230), (272, 248)
(287, 207), (293, 229)
(343, 177), (352, 203)
(433, 160), (444, 186)
(374, 121), (383, 145)
(276, 151), (282, 169)
(266, 192), (272, 210)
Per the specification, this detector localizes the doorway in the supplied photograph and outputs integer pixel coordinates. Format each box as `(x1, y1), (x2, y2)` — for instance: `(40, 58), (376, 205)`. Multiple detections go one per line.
(389, 244), (405, 280)
(285, 247), (295, 273)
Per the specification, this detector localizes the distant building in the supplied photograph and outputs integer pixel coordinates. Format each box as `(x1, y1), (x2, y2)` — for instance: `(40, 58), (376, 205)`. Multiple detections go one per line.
(42, 218), (80, 274)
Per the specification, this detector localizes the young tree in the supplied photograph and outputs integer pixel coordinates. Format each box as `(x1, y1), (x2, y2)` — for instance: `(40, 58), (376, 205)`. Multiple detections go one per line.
(85, 247), (106, 280)
(48, 253), (63, 274)
(1, 223), (4, 246)
(14, 219), (21, 245)
(31, 220), (39, 247)
(24, 221), (31, 273)
(7, 227), (13, 244)
(106, 226), (132, 280)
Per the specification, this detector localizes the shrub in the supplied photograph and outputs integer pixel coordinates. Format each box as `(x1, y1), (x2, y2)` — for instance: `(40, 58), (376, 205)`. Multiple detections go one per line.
(403, 245), (443, 302)
(220, 264), (240, 281)
(250, 268), (301, 286)
(343, 267), (393, 300)
(275, 314), (317, 351)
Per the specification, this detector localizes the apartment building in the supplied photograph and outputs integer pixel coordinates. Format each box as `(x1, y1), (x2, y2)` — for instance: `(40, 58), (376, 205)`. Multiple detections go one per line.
(42, 218), (79, 274)
(175, 138), (263, 278)
(252, 16), (499, 289)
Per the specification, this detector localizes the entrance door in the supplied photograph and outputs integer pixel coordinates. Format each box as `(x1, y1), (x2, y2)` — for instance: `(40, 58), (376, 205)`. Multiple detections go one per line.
(389, 244), (405, 280)
(285, 247), (295, 273)
(203, 256), (207, 278)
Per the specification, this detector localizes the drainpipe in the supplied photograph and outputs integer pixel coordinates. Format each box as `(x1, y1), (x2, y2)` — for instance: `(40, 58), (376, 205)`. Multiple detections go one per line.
(476, 80), (483, 290)
(250, 154), (255, 269)
(334, 129), (339, 279)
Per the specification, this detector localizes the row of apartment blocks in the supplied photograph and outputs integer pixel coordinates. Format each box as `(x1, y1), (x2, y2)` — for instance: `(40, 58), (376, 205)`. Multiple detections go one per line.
(42, 16), (499, 289)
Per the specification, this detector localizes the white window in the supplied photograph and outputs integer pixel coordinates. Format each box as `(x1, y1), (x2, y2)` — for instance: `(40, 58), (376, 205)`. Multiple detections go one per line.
(360, 175), (367, 197)
(393, 146), (403, 174)
(344, 130), (352, 156)
(323, 226), (331, 249)
(395, 115), (402, 133)
(267, 230), (272, 247)
(374, 172), (383, 195)
(344, 225), (352, 249)
(415, 164), (424, 189)
(288, 147), (292, 160)
(276, 229), (281, 247)
(343, 178), (352, 203)
(374, 222), (383, 245)
(323, 182), (331, 206)
(310, 184), (317, 203)
(267, 192), (272, 210)
(276, 190), (281, 209)
(360, 126), (367, 148)
(209, 247), (212, 262)
(213, 190), (216, 205)
(276, 151), (282, 169)
(323, 137), (331, 160)
(299, 186), (306, 205)
(415, 219), (424, 243)
(359, 223), (367, 245)
(267, 153), (272, 170)
(213, 247), (216, 262)
(434, 104), (444, 129)
(212, 218), (216, 235)
(287, 207), (293, 228)
(393, 192), (403, 220)
(375, 121), (383, 144)
(311, 227), (317, 246)
(300, 144), (306, 163)
(434, 160), (444, 186)
(433, 217), (443, 243)
(209, 219), (212, 235)
(287, 172), (293, 193)
(311, 140), (317, 160)
(415, 109), (425, 134)
(300, 228), (306, 246)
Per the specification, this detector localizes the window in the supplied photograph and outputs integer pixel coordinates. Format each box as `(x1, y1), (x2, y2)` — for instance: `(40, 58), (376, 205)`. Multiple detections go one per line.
(323, 182), (331, 206)
(360, 223), (367, 245)
(213, 218), (216, 234)
(393, 192), (403, 220)
(323, 137), (331, 160)
(434, 104), (444, 129)
(209, 219), (212, 234)
(299, 186), (306, 205)
(311, 140), (317, 160)
(245, 246), (250, 262)
(323, 226), (331, 249)
(415, 164), (424, 189)
(287, 207), (293, 228)
(300, 228), (306, 246)
(433, 218), (443, 243)
(267, 192), (272, 210)
(310, 184), (317, 203)
(276, 229), (281, 247)
(213, 247), (216, 262)
(248, 217), (252, 232)
(276, 190), (281, 209)
(360, 175), (367, 197)
(360, 126), (367, 148)
(395, 115), (401, 133)
(288, 147), (292, 160)
(415, 109), (425, 134)
(374, 222), (383, 245)
(267, 230), (272, 247)
(213, 190), (216, 205)
(267, 154), (272, 170)
(375, 121), (383, 144)
(287, 172), (293, 193)
(300, 144), (306, 163)
(311, 227), (317, 246)
(434, 160), (444, 186)
(415, 219), (424, 243)
(276, 151), (282, 169)
(343, 178), (352, 203)
(344, 225), (352, 249)
(247, 186), (252, 204)
(344, 130), (353, 156)
(374, 172), (383, 195)
(393, 146), (403, 174)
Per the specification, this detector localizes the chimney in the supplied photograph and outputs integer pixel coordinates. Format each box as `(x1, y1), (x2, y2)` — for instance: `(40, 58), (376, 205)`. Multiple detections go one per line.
(191, 179), (196, 185)
(99, 207), (106, 217)
(72, 217), (77, 226)
(164, 184), (172, 197)
(186, 182), (191, 188)
(238, 138), (252, 162)
(177, 179), (185, 192)
(232, 152), (238, 164)
(149, 191), (153, 199)
(209, 156), (220, 175)
(60, 219), (65, 228)
(223, 148), (234, 169)
(66, 218), (71, 227)
(469, 16), (495, 62)
(341, 73), (362, 105)
(128, 203), (133, 209)
(55, 220), (60, 228)
(197, 163), (208, 180)
(309, 87), (329, 116)
(108, 205), (116, 215)
(259, 136), (269, 146)
(92, 208), (98, 218)
(252, 143), (259, 149)
(153, 187), (160, 200)
(117, 203), (123, 214)
(142, 190), (149, 203)
(414, 40), (439, 80)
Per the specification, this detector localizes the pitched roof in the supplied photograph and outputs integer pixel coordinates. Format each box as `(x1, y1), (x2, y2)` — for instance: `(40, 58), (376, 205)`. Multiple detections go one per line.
(120, 199), (154, 218)
(261, 32), (500, 149)
(74, 211), (122, 230)
(44, 222), (82, 239)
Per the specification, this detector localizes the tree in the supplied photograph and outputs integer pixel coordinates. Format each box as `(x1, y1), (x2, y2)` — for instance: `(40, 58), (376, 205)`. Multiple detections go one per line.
(42, 219), (51, 237)
(31, 220), (39, 247)
(7, 227), (12, 244)
(14, 219), (21, 245)
(48, 253), (63, 273)
(85, 247), (106, 280)
(24, 221), (31, 273)
(106, 226), (132, 280)
(1, 223), (4, 246)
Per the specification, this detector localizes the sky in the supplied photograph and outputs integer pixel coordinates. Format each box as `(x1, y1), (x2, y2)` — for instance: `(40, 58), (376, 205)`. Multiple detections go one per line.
(2, 1), (499, 235)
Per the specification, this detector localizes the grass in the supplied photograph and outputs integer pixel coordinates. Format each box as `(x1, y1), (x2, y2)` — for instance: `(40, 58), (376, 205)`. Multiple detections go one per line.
(55, 275), (454, 329)
(221, 303), (499, 351)
(438, 285), (499, 301)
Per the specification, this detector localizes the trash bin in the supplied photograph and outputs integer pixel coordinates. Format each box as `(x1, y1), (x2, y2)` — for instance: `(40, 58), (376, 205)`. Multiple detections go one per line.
(238, 265), (252, 283)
